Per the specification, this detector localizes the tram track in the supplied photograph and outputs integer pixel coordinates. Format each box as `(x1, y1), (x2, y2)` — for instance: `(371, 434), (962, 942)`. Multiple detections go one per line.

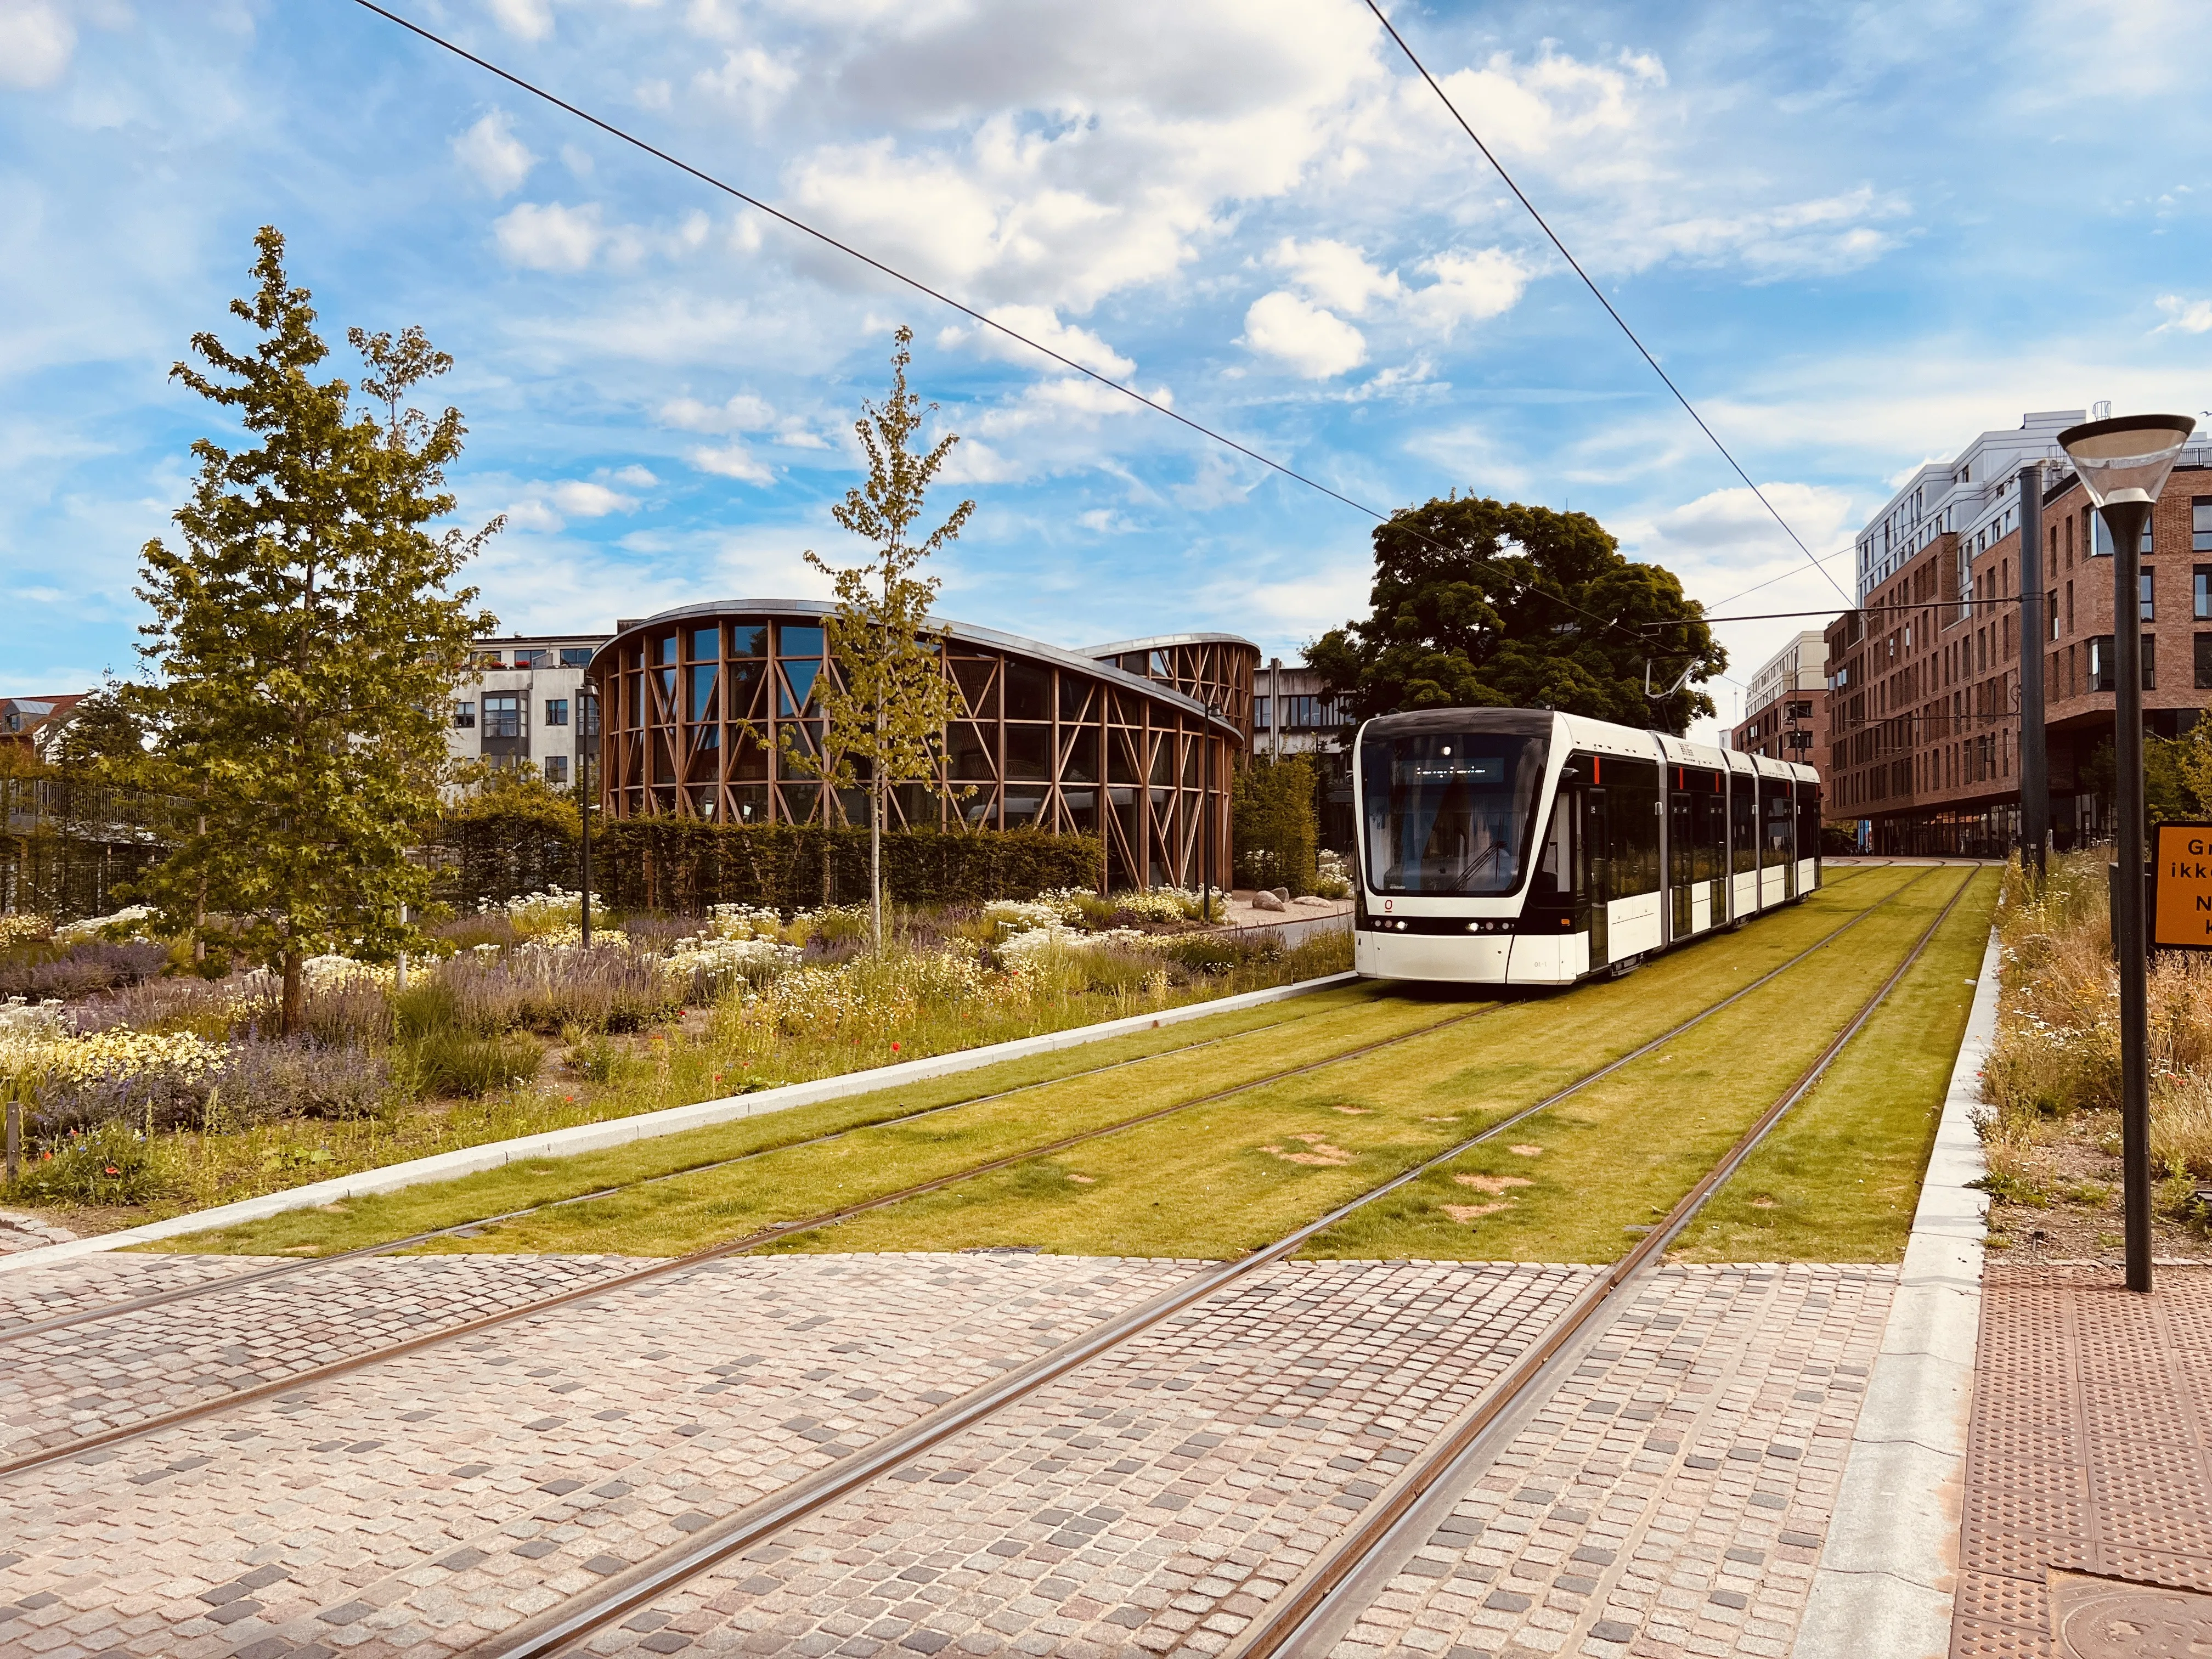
(447, 863), (1959, 1659)
(0, 868), (1921, 1488)
(1216, 862), (1978, 1658)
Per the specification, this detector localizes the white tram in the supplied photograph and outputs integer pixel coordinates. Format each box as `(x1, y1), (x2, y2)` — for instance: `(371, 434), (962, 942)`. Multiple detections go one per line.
(1352, 708), (1822, 986)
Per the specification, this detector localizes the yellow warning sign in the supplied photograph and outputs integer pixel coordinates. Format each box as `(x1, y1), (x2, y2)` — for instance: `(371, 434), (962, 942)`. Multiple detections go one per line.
(2154, 822), (2212, 950)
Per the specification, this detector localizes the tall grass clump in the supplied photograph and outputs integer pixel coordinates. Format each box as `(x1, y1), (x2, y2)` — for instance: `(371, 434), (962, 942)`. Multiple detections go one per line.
(1982, 847), (2212, 1218)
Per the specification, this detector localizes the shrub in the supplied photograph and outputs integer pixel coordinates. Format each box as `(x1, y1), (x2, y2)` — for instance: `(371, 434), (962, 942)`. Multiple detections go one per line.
(0, 939), (171, 1000)
(217, 1037), (394, 1123)
(4, 1121), (168, 1206)
(1313, 849), (1352, 901)
(407, 1029), (543, 1098)
(598, 821), (1103, 912)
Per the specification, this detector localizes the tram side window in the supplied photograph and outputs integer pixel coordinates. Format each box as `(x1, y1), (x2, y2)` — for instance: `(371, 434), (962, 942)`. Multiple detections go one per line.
(1605, 758), (1662, 898)
(1796, 781), (1821, 861)
(1761, 779), (1794, 868)
(1730, 775), (1759, 873)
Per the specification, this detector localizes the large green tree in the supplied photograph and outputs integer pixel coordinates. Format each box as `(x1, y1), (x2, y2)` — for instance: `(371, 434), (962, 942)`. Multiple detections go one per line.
(124, 227), (496, 1031)
(795, 325), (974, 952)
(1308, 495), (1724, 733)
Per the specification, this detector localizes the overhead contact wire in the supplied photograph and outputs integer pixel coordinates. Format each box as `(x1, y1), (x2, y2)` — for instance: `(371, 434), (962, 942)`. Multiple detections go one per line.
(1360, 0), (1853, 608)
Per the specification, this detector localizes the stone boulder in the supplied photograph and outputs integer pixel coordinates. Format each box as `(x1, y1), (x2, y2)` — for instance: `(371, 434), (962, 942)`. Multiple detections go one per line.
(1250, 889), (1287, 912)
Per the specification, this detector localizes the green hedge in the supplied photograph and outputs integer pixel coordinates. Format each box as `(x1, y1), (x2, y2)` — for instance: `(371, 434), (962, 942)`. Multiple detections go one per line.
(1233, 755), (1319, 895)
(594, 821), (1103, 913)
(426, 811), (581, 912)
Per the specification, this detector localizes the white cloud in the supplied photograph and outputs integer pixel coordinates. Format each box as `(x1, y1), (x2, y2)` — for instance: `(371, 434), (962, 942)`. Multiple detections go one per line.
(1268, 238), (1402, 315)
(2155, 294), (2212, 335)
(607, 465), (659, 488)
(695, 47), (798, 122)
(1240, 291), (1367, 379)
(493, 201), (604, 271)
(0, 1), (72, 89)
(548, 480), (635, 516)
(453, 110), (536, 196)
(689, 442), (776, 484)
(487, 0), (554, 42)
(504, 498), (566, 533)
(1636, 185), (1908, 279)
(939, 304), (1136, 379)
(661, 392), (780, 433)
(1408, 249), (1531, 333)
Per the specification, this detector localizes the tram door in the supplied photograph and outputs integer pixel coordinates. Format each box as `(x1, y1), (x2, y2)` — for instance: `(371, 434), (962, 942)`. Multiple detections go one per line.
(1669, 785), (1694, 940)
(1577, 786), (1609, 967)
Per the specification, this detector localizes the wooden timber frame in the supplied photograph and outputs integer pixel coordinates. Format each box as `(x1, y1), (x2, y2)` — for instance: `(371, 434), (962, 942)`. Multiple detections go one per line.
(589, 602), (1256, 895)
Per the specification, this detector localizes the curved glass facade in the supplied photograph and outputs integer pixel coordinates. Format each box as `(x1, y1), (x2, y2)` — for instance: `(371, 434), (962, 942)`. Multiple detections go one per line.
(590, 602), (1257, 894)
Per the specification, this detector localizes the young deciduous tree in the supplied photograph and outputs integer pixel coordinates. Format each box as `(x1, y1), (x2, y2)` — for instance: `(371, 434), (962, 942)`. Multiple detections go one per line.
(124, 227), (496, 1032)
(1308, 495), (1724, 733)
(797, 326), (975, 952)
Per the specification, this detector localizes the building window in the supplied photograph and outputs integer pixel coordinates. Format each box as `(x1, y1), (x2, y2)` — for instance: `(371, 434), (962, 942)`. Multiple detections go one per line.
(545, 698), (569, 727)
(513, 648), (548, 669)
(2087, 636), (2157, 692)
(471, 651), (504, 667)
(560, 646), (595, 667)
(580, 692), (600, 740)
(2196, 498), (2212, 554)
(2142, 567), (2155, 622)
(482, 693), (523, 740)
(2197, 635), (2212, 691)
(2049, 591), (2059, 642)
(452, 701), (475, 729)
(2197, 566), (2212, 620)
(543, 755), (569, 786)
(2091, 515), (2155, 557)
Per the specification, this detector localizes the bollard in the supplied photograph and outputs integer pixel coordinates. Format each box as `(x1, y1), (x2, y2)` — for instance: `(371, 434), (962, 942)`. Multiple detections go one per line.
(5, 1097), (18, 1187)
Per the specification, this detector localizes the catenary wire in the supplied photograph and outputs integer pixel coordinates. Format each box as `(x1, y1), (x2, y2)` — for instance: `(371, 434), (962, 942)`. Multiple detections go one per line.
(1360, 0), (1854, 610)
(346, 0), (1718, 691)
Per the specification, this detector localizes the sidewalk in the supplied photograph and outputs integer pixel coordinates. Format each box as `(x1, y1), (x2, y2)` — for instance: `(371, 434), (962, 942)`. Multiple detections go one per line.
(1953, 1264), (2212, 1655)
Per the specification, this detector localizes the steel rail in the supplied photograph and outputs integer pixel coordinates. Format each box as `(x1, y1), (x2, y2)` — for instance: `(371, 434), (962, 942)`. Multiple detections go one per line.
(0, 985), (1378, 1346)
(456, 866), (1938, 1659)
(1216, 865), (1979, 1659)
(0, 998), (1508, 1481)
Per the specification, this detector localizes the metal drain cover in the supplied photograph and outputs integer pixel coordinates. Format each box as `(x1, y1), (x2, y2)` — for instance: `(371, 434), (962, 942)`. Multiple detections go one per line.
(2051, 1571), (2212, 1657)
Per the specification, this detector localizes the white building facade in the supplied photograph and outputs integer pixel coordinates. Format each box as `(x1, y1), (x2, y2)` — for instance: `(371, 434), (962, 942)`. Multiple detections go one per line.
(446, 634), (610, 788)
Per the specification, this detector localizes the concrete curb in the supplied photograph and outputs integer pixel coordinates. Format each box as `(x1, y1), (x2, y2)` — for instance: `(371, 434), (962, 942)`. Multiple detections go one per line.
(0, 963), (1358, 1277)
(1792, 928), (2000, 1659)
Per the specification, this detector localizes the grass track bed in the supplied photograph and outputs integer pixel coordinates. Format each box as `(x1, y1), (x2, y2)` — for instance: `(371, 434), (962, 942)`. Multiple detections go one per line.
(1673, 866), (1999, 1262)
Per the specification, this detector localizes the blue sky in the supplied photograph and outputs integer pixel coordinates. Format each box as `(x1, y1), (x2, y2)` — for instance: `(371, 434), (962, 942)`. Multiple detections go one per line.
(4, 0), (2210, 742)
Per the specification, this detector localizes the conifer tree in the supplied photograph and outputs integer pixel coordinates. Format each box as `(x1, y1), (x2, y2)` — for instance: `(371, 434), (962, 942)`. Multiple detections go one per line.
(798, 326), (975, 953)
(125, 228), (495, 1031)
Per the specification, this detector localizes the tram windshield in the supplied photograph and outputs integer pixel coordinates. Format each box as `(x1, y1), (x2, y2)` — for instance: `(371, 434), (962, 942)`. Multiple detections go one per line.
(1361, 732), (1549, 895)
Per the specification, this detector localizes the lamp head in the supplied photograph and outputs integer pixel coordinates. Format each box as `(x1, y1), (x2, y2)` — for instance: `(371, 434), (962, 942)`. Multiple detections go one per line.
(2057, 413), (2196, 507)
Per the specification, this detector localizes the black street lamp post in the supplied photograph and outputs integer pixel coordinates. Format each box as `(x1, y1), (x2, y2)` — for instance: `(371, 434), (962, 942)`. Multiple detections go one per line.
(2017, 461), (2049, 887)
(2057, 413), (2197, 1294)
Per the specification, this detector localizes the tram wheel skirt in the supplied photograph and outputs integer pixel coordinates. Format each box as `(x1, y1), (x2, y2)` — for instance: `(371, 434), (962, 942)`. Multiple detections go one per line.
(1355, 930), (1592, 985)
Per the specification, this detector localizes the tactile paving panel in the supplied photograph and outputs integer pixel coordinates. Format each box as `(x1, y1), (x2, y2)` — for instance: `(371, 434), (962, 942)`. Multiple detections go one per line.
(1954, 1267), (2212, 1659)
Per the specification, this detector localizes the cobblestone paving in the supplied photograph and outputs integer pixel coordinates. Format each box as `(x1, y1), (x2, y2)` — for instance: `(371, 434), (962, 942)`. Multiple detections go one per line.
(1951, 1263), (2212, 1659)
(0, 1249), (274, 1328)
(0, 1250), (1198, 1659)
(0, 1256), (1900, 1659)
(561, 1258), (1606, 1659)
(0, 1252), (645, 1457)
(1321, 1263), (1894, 1659)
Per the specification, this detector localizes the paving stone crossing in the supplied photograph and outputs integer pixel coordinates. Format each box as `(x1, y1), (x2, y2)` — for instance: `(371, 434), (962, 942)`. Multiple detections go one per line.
(0, 1252), (1899, 1659)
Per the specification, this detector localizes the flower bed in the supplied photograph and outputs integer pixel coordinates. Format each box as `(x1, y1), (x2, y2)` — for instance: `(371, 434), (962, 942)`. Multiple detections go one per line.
(0, 887), (1348, 1227)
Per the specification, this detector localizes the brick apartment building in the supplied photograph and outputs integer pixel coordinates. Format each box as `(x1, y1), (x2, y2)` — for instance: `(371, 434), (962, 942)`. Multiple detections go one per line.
(1728, 630), (1830, 765)
(1824, 409), (2212, 855)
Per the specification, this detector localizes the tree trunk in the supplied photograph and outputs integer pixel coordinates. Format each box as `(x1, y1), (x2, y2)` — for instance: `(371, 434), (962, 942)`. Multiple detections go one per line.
(191, 812), (207, 966)
(281, 944), (304, 1037)
(871, 774), (884, 954)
